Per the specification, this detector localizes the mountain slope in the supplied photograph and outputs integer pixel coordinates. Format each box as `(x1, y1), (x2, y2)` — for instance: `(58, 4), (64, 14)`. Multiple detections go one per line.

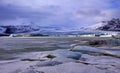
(97, 18), (120, 31)
(0, 25), (40, 34)
(0, 24), (66, 34)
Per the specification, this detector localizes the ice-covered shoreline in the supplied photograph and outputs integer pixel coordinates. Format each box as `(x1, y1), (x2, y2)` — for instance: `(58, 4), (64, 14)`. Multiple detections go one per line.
(0, 46), (120, 73)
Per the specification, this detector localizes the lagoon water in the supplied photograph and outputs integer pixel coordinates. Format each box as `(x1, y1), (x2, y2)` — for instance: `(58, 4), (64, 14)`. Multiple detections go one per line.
(0, 37), (120, 60)
(0, 37), (82, 60)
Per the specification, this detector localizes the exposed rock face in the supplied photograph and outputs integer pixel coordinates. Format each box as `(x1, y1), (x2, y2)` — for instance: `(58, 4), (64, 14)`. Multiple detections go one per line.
(97, 18), (120, 31)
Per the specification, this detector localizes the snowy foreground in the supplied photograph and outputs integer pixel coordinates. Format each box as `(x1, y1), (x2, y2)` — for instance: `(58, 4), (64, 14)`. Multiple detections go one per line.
(0, 46), (120, 73)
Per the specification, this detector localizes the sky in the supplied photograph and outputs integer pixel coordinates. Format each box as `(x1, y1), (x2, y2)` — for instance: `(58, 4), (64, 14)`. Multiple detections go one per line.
(0, 0), (120, 29)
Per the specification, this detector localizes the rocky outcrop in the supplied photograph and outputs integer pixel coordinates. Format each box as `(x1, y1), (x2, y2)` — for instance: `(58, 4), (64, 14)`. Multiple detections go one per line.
(97, 18), (120, 31)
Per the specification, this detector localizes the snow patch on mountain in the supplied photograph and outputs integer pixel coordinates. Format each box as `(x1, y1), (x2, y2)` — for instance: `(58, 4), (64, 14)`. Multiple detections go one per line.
(89, 22), (105, 30)
(0, 27), (6, 34)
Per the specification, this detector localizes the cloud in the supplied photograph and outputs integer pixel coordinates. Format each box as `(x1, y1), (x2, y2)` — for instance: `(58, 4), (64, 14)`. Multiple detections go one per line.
(0, 0), (120, 28)
(94, 9), (120, 21)
(75, 8), (101, 18)
(0, 5), (44, 20)
(0, 4), (62, 25)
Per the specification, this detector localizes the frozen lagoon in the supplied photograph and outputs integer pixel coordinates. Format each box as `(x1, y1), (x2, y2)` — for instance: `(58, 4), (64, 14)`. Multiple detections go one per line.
(0, 37), (120, 73)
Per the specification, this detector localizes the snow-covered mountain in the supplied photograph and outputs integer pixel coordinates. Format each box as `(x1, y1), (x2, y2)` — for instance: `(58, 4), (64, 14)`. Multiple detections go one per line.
(1, 18), (120, 36)
(96, 18), (120, 31)
(0, 25), (40, 34)
(0, 23), (69, 34)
